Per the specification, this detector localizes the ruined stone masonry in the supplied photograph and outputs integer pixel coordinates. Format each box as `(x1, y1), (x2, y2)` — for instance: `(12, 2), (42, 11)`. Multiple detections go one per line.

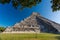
(4, 12), (60, 33)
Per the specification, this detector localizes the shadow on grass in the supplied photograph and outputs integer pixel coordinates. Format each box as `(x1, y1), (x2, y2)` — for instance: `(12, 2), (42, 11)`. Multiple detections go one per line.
(56, 36), (60, 40)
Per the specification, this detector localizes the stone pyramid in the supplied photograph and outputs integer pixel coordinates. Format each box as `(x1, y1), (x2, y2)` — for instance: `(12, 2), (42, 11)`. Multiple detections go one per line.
(4, 12), (60, 33)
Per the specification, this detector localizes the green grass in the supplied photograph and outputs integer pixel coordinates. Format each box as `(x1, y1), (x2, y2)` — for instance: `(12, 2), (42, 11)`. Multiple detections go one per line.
(0, 33), (60, 40)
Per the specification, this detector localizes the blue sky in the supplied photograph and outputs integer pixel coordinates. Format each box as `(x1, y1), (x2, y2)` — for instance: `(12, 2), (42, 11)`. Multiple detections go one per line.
(0, 0), (60, 27)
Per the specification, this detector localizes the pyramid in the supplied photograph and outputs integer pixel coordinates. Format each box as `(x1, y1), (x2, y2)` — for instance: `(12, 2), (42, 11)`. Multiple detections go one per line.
(4, 12), (60, 33)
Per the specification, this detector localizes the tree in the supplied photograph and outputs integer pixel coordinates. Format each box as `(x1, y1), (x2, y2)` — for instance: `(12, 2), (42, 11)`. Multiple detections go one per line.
(0, 0), (60, 11)
(51, 0), (60, 11)
(0, 27), (5, 32)
(0, 0), (41, 10)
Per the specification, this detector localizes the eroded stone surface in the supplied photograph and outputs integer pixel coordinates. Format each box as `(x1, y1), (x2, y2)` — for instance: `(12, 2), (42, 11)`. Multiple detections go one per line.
(4, 12), (60, 33)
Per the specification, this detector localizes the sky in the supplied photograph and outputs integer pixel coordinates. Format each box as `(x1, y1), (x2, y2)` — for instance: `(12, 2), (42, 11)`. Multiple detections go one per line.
(0, 0), (60, 27)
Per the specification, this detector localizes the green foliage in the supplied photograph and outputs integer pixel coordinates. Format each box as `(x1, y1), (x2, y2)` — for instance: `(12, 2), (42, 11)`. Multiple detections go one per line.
(0, 0), (10, 4)
(0, 27), (5, 32)
(0, 0), (60, 11)
(51, 0), (60, 11)
(0, 0), (41, 10)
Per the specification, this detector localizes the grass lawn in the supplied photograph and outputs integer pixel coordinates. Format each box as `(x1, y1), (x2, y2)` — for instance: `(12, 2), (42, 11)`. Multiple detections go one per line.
(0, 33), (60, 40)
